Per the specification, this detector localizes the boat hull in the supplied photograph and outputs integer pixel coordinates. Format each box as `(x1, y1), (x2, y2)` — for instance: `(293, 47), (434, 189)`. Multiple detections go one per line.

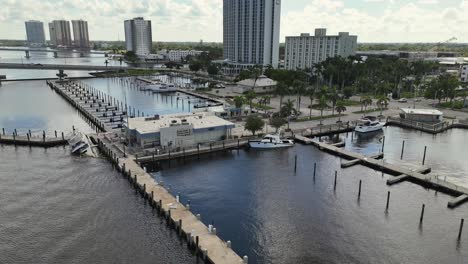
(355, 123), (385, 133)
(248, 141), (294, 149)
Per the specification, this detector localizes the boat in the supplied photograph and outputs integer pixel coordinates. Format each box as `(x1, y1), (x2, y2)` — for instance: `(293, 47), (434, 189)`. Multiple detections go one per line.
(248, 134), (294, 149)
(146, 82), (177, 93)
(68, 133), (91, 155)
(355, 116), (386, 133)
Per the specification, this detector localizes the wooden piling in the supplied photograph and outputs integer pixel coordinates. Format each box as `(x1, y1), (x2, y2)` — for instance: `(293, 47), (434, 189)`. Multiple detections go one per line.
(313, 163), (317, 181)
(420, 204), (425, 224)
(459, 218), (464, 240)
(294, 155), (297, 173)
(334, 171), (337, 190)
(381, 136), (385, 153)
(358, 180), (362, 198)
(422, 146), (427, 165)
(386, 191), (391, 211)
(400, 140), (405, 160)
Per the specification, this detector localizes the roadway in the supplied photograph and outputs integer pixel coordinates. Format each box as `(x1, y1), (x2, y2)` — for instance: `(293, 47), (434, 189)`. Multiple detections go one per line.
(0, 47), (109, 55)
(0, 62), (142, 71)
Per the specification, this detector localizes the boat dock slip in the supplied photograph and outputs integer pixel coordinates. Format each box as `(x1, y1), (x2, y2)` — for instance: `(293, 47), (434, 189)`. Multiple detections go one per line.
(0, 132), (68, 147)
(293, 135), (314, 145)
(298, 122), (356, 138)
(135, 139), (250, 163)
(341, 153), (384, 168)
(96, 136), (243, 264)
(311, 140), (468, 208)
(386, 117), (468, 134)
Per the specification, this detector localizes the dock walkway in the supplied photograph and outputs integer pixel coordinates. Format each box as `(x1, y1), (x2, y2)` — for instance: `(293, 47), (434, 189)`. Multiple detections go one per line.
(0, 133), (68, 147)
(311, 140), (468, 208)
(96, 136), (244, 264)
(386, 117), (468, 134)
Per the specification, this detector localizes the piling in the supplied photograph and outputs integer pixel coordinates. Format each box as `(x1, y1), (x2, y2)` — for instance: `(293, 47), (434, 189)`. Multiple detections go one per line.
(386, 191), (391, 211)
(334, 171), (337, 190)
(422, 146), (427, 165)
(381, 136), (385, 152)
(459, 218), (464, 240)
(420, 204), (425, 224)
(400, 140), (405, 160)
(358, 180), (362, 198)
(294, 155), (297, 173)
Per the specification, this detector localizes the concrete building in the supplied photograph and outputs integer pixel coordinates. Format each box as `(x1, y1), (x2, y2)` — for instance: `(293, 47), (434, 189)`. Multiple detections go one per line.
(72, 20), (90, 49)
(461, 65), (468, 83)
(125, 112), (235, 149)
(399, 108), (443, 123)
(49, 20), (72, 47)
(25, 20), (46, 46)
(124, 17), (152, 57)
(223, 0), (281, 72)
(165, 50), (204, 62)
(285, 29), (358, 70)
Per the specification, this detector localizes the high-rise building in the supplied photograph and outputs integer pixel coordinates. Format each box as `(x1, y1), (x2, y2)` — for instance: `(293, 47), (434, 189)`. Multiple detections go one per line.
(124, 17), (152, 57)
(285, 28), (358, 70)
(25, 20), (46, 46)
(223, 0), (281, 70)
(49, 20), (72, 47)
(72, 20), (90, 49)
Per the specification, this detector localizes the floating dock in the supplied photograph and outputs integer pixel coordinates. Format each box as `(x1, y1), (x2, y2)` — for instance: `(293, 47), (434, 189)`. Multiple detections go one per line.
(96, 135), (244, 264)
(311, 140), (468, 208)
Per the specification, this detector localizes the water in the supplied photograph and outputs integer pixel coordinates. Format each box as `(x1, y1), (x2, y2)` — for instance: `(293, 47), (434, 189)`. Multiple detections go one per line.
(0, 47), (127, 79)
(0, 145), (201, 263)
(0, 80), (93, 135)
(152, 129), (468, 264)
(82, 77), (210, 116)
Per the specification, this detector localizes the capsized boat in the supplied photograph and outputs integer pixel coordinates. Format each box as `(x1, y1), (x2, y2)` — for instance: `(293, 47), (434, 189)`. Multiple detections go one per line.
(355, 116), (386, 133)
(248, 134), (294, 149)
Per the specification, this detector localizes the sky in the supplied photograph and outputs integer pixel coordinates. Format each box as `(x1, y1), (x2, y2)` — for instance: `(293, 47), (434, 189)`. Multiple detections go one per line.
(0, 0), (467, 43)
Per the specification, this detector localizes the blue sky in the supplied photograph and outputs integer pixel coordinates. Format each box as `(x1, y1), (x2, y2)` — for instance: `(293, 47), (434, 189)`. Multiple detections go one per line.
(0, 0), (467, 43)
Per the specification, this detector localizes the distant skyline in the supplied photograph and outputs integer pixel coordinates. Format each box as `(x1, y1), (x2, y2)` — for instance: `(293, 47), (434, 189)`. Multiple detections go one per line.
(1, 0), (468, 43)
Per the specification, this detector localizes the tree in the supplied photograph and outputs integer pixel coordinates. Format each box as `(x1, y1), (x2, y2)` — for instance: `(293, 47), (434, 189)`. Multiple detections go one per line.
(307, 88), (315, 119)
(361, 96), (373, 113)
(270, 117), (287, 132)
(189, 61), (202, 72)
(245, 115), (265, 136)
(335, 100), (347, 122)
(318, 95), (328, 125)
(280, 99), (296, 117)
(244, 90), (257, 113)
(207, 64), (219, 75)
(328, 86), (340, 116)
(376, 95), (390, 116)
(293, 80), (306, 113)
(275, 82), (289, 109)
(233, 96), (244, 109)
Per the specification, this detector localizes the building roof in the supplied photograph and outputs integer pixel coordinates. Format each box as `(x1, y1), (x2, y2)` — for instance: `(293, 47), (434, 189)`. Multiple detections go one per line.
(237, 75), (277, 87)
(127, 112), (234, 134)
(401, 108), (443, 116)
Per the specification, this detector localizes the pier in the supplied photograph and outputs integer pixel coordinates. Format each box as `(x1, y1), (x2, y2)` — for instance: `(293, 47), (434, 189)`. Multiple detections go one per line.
(0, 131), (68, 147)
(387, 117), (468, 134)
(298, 122), (356, 138)
(310, 140), (468, 208)
(96, 135), (244, 264)
(47, 80), (135, 132)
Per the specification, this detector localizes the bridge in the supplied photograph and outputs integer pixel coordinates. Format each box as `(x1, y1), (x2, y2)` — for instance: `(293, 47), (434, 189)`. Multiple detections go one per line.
(0, 62), (142, 71)
(0, 47), (112, 58)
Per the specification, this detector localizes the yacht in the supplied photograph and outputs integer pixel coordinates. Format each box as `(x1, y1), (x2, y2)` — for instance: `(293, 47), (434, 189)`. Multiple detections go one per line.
(248, 134), (295, 149)
(68, 133), (90, 155)
(355, 116), (386, 133)
(146, 83), (177, 93)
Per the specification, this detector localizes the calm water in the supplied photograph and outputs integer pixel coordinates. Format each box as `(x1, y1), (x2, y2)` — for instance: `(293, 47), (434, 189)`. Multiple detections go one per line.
(82, 77), (210, 116)
(0, 47), (122, 79)
(0, 145), (201, 263)
(152, 132), (468, 264)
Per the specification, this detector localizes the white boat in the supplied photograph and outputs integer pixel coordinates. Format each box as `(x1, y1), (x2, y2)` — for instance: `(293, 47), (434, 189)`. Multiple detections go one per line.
(355, 116), (386, 133)
(68, 133), (91, 155)
(146, 82), (177, 93)
(248, 134), (295, 149)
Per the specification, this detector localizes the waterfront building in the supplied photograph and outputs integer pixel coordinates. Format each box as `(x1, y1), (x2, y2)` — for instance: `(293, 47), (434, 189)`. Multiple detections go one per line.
(163, 50), (204, 62)
(49, 20), (72, 47)
(222, 0), (281, 73)
(25, 20), (46, 46)
(234, 75), (277, 94)
(285, 29), (357, 70)
(124, 112), (235, 149)
(72, 20), (90, 49)
(461, 65), (468, 83)
(124, 17), (152, 57)
(399, 108), (443, 123)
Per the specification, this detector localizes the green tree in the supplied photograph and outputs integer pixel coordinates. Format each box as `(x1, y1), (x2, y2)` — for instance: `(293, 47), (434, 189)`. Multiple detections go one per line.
(281, 99), (296, 117)
(376, 95), (390, 116)
(275, 82), (289, 109)
(307, 88), (315, 119)
(189, 61), (202, 72)
(245, 115), (265, 136)
(244, 90), (257, 113)
(293, 80), (306, 112)
(233, 96), (244, 109)
(270, 117), (287, 132)
(328, 86), (340, 116)
(335, 100), (347, 122)
(318, 95), (328, 125)
(361, 96), (373, 113)
(207, 64), (219, 75)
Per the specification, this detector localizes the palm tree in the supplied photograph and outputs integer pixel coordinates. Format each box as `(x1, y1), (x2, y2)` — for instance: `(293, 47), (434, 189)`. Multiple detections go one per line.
(233, 96), (244, 117)
(361, 96), (373, 113)
(376, 95), (390, 117)
(275, 82), (289, 110)
(293, 80), (306, 113)
(318, 95), (328, 125)
(281, 99), (296, 117)
(307, 88), (315, 119)
(335, 100), (347, 122)
(244, 90), (257, 113)
(328, 86), (340, 116)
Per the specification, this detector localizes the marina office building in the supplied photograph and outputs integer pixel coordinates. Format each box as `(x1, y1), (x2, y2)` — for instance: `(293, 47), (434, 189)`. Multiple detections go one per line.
(285, 28), (357, 70)
(124, 17), (152, 57)
(222, 0), (281, 74)
(124, 112), (235, 149)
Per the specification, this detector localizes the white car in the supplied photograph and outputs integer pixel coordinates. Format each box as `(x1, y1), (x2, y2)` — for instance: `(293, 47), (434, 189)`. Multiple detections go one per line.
(398, 98), (408, 103)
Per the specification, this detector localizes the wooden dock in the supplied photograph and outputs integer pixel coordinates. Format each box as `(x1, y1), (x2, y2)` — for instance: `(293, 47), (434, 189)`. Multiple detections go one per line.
(311, 140), (468, 208)
(135, 139), (250, 163)
(386, 117), (468, 134)
(298, 122), (356, 138)
(0, 132), (68, 147)
(96, 136), (244, 264)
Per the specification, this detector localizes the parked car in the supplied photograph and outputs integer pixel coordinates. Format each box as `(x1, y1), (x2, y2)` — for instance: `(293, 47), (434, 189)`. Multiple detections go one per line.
(398, 98), (408, 103)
